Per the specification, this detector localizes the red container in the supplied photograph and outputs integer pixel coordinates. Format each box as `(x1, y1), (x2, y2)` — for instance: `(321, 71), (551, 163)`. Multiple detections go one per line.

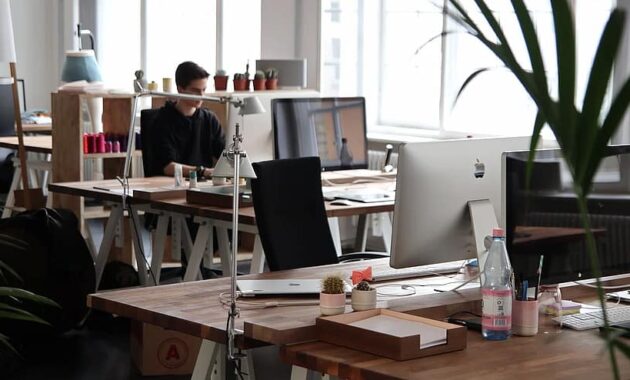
(112, 141), (120, 153)
(87, 134), (96, 154)
(105, 141), (112, 153)
(97, 133), (106, 153)
(83, 133), (89, 154)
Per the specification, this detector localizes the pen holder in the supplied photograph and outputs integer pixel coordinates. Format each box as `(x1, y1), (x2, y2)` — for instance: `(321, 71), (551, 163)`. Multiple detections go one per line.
(512, 299), (539, 336)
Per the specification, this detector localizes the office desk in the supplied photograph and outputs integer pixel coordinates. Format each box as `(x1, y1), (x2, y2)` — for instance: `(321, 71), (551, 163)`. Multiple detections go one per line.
(88, 259), (478, 378)
(21, 122), (52, 134)
(0, 135), (53, 217)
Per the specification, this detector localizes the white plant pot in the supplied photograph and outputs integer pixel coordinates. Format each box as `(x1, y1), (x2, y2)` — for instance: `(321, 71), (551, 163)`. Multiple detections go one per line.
(351, 289), (377, 311)
(320, 292), (346, 316)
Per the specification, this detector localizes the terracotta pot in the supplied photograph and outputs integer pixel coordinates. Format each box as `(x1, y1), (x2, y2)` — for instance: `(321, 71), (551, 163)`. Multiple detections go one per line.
(253, 78), (266, 91)
(214, 75), (228, 91)
(265, 78), (278, 90)
(233, 78), (249, 91)
(351, 289), (377, 311)
(320, 293), (346, 316)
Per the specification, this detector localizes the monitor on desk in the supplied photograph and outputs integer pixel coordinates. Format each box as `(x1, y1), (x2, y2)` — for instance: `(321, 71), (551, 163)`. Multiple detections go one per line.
(504, 145), (630, 285)
(389, 137), (531, 270)
(272, 97), (368, 171)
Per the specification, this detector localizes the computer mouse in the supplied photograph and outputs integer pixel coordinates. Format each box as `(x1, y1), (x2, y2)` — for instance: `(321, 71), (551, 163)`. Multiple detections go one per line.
(330, 199), (353, 206)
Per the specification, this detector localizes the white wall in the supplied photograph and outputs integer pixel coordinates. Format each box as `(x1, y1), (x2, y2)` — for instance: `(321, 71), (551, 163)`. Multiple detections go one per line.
(261, 0), (320, 89)
(10, 0), (62, 111)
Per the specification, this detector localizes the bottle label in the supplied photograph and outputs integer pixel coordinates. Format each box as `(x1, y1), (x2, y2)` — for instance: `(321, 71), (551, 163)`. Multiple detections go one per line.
(482, 289), (512, 331)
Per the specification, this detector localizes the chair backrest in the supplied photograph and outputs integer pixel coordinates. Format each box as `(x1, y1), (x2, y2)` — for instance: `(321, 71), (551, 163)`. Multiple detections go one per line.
(251, 157), (339, 271)
(0, 81), (15, 137)
(140, 108), (160, 177)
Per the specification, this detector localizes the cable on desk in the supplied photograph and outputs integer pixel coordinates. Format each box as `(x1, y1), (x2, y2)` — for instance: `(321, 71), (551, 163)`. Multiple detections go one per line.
(218, 292), (321, 309)
(128, 203), (157, 286)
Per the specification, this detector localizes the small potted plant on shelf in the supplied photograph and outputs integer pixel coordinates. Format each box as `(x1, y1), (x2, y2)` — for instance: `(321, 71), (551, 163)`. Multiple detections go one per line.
(233, 73), (249, 91)
(351, 280), (376, 311)
(265, 68), (279, 90)
(320, 273), (346, 316)
(253, 70), (266, 91)
(214, 69), (228, 91)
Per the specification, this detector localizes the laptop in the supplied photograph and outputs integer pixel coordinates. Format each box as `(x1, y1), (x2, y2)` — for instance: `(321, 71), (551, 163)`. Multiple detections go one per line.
(237, 279), (352, 296)
(323, 189), (395, 203)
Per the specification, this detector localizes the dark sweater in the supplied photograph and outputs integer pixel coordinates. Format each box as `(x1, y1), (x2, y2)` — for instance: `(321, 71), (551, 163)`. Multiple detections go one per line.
(150, 101), (225, 176)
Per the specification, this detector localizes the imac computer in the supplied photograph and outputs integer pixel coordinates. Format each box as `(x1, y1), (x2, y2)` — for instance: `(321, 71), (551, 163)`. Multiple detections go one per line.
(504, 145), (630, 285)
(390, 137), (531, 271)
(272, 97), (368, 171)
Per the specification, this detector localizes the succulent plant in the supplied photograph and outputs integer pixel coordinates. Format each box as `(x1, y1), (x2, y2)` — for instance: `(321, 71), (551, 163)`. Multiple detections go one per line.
(215, 69), (227, 76)
(233, 73), (246, 80)
(321, 274), (345, 294)
(254, 70), (265, 80)
(265, 68), (278, 79)
(355, 281), (372, 291)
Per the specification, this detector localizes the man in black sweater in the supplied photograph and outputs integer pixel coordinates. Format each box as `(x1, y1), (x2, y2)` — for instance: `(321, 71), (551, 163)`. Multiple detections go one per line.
(151, 61), (226, 179)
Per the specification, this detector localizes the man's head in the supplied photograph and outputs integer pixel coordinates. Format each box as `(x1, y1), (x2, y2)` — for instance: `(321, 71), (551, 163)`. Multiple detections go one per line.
(175, 61), (209, 109)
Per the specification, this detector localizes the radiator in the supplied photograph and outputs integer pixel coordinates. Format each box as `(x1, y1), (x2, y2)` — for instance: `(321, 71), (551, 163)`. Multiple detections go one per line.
(526, 211), (630, 273)
(367, 150), (398, 171)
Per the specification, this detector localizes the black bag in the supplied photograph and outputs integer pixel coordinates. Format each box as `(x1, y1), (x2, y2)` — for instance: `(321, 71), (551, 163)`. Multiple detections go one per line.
(0, 208), (95, 331)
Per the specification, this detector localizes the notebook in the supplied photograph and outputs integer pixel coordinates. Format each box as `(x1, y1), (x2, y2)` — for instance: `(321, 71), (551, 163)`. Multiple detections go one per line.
(237, 279), (352, 296)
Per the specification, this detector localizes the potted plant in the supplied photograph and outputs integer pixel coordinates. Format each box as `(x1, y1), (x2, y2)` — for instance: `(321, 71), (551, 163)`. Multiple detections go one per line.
(213, 69), (228, 91)
(320, 273), (346, 316)
(253, 70), (266, 91)
(233, 73), (249, 92)
(447, 0), (630, 376)
(265, 68), (279, 90)
(351, 280), (376, 311)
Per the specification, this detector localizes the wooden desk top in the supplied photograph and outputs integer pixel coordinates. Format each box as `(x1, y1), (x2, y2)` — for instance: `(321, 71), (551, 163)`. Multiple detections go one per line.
(0, 135), (52, 154)
(48, 177), (178, 204)
(87, 259), (478, 347)
(21, 122), (52, 133)
(512, 226), (606, 253)
(280, 326), (629, 379)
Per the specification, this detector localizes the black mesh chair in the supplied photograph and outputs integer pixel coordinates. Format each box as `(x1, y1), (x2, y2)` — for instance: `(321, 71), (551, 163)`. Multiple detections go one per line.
(140, 108), (161, 177)
(250, 157), (388, 271)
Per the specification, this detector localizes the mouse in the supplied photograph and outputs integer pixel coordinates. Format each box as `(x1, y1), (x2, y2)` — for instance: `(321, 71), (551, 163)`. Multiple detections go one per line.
(330, 199), (353, 206)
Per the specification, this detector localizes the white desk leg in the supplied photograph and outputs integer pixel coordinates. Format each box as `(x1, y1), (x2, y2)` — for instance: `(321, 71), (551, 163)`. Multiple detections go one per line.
(94, 205), (123, 288)
(150, 214), (169, 285)
(129, 206), (147, 285)
(249, 234), (265, 274)
(182, 217), (194, 262)
(216, 225), (231, 276)
(354, 215), (369, 252)
(380, 212), (393, 254)
(291, 366), (308, 380)
(183, 221), (211, 282)
(171, 215), (182, 261)
(203, 225), (215, 270)
(2, 159), (20, 218)
(327, 217), (342, 256)
(191, 339), (219, 380)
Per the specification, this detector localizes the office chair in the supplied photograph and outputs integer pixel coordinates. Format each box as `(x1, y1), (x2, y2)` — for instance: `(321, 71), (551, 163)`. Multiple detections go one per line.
(250, 157), (388, 271)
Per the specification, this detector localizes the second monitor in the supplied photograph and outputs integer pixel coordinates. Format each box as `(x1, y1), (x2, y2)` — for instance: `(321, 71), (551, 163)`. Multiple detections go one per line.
(272, 97), (368, 171)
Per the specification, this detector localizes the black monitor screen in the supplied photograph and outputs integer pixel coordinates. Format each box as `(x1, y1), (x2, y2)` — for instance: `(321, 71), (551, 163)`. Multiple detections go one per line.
(272, 97), (368, 171)
(505, 145), (630, 285)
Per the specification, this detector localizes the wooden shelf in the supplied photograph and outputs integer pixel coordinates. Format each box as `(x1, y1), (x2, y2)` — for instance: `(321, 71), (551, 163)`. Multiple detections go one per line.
(84, 150), (142, 159)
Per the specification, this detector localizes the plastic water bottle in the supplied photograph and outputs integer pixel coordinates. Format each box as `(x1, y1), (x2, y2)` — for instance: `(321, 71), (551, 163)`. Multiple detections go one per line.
(481, 228), (513, 340)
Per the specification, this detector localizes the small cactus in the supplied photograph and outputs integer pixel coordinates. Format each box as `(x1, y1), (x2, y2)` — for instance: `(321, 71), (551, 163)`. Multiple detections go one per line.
(234, 73), (246, 80)
(254, 70), (265, 79)
(215, 69), (227, 76)
(265, 68), (279, 79)
(321, 274), (345, 294)
(355, 281), (372, 291)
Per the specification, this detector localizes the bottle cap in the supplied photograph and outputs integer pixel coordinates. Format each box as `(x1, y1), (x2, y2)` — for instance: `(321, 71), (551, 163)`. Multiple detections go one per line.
(492, 228), (505, 237)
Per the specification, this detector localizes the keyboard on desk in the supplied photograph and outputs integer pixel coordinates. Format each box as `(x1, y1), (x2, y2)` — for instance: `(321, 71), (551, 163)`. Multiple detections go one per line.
(372, 261), (466, 282)
(554, 305), (630, 330)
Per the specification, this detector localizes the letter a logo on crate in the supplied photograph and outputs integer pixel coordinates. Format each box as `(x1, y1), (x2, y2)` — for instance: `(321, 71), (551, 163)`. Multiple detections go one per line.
(158, 338), (189, 369)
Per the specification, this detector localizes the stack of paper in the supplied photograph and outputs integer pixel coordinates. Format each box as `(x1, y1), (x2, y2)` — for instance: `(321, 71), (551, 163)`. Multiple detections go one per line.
(349, 314), (447, 349)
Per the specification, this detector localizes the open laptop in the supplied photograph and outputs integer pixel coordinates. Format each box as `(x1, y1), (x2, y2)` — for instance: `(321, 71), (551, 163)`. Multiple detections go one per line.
(237, 279), (352, 296)
(323, 188), (395, 203)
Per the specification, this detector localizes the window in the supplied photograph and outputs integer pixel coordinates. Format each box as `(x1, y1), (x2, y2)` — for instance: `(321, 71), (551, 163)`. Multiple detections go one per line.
(321, 0), (616, 138)
(96, 0), (260, 91)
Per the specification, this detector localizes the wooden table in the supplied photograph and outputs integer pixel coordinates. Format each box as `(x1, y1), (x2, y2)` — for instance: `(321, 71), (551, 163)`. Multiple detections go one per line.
(21, 122), (52, 134)
(0, 135), (52, 154)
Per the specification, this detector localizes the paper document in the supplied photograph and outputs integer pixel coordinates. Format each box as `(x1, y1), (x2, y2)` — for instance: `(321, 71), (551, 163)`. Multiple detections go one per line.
(349, 315), (446, 349)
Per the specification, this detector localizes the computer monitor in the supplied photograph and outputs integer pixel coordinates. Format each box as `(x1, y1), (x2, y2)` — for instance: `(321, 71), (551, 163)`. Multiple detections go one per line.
(504, 145), (630, 285)
(272, 97), (368, 171)
(390, 136), (531, 269)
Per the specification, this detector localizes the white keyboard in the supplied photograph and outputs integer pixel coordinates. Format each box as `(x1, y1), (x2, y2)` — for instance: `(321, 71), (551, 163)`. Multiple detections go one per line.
(372, 261), (466, 282)
(553, 305), (630, 330)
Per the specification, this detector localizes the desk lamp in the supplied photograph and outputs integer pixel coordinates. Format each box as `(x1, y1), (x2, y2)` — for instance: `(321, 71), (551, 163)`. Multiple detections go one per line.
(121, 88), (264, 367)
(0, 0), (30, 208)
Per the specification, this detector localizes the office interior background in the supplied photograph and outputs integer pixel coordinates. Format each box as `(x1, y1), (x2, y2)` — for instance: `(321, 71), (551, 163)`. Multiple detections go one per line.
(5, 0), (630, 147)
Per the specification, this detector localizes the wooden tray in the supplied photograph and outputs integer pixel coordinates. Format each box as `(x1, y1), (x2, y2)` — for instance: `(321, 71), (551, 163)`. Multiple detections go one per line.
(316, 309), (466, 360)
(186, 186), (252, 208)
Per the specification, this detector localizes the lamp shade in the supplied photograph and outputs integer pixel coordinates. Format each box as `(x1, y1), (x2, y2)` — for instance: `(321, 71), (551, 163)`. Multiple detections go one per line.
(213, 153), (257, 179)
(238, 96), (265, 116)
(61, 50), (103, 82)
(0, 0), (16, 63)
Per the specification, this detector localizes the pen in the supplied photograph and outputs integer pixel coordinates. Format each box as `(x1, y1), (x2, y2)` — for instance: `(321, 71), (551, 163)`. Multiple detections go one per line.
(534, 255), (544, 300)
(521, 279), (528, 301)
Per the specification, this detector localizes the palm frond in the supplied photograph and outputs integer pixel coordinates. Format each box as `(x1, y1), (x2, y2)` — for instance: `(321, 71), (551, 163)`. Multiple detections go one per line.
(0, 287), (60, 308)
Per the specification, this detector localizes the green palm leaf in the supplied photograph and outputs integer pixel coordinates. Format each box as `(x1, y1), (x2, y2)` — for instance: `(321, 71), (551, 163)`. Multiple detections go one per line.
(0, 287), (60, 308)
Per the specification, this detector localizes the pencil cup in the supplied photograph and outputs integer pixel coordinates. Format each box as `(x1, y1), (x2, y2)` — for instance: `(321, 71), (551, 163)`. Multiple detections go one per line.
(512, 299), (539, 336)
(162, 77), (173, 93)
